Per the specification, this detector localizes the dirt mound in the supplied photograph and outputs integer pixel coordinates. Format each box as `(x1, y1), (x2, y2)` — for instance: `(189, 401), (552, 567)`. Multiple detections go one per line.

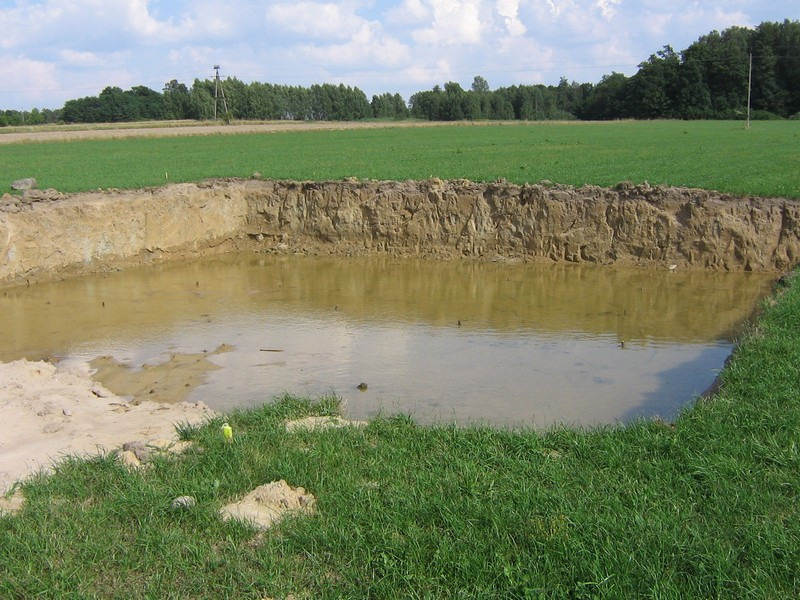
(220, 480), (316, 530)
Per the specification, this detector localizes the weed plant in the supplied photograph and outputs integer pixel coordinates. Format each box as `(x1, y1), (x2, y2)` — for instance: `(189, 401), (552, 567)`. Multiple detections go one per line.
(2, 273), (800, 597)
(1, 120), (798, 198)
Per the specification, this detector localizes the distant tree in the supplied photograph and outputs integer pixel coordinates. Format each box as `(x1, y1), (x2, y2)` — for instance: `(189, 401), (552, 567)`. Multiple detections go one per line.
(441, 82), (466, 120)
(675, 59), (713, 118)
(0, 110), (23, 126)
(577, 72), (629, 120)
(220, 77), (246, 119)
(409, 87), (442, 120)
(392, 93), (410, 118)
(554, 77), (586, 117)
(371, 92), (410, 119)
(471, 75), (490, 93)
(751, 20), (800, 117)
(26, 108), (45, 125)
(685, 27), (750, 116)
(469, 76), (492, 118)
(770, 20), (800, 116)
(162, 80), (191, 120)
(626, 46), (681, 118)
(98, 86), (127, 121)
(512, 85), (554, 120)
(188, 79), (215, 120)
(489, 89), (515, 119)
(129, 85), (164, 120)
(285, 86), (312, 120)
(61, 99), (84, 123)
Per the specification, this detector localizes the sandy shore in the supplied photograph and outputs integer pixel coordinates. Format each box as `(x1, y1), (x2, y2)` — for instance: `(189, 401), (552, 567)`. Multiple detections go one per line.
(0, 359), (215, 495)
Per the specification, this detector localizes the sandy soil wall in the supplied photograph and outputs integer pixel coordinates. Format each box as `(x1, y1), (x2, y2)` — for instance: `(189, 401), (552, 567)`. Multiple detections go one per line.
(2, 178), (799, 285)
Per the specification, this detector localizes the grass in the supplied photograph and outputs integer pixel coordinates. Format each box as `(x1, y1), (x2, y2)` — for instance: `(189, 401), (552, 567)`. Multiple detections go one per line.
(2, 272), (800, 598)
(2, 120), (798, 596)
(1, 120), (798, 197)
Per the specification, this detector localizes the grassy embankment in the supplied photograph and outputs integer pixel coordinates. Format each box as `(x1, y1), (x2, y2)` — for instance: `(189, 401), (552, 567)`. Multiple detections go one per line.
(1, 120), (798, 198)
(1, 271), (799, 597)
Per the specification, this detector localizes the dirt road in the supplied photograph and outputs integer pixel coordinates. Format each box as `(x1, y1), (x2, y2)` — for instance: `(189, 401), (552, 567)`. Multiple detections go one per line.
(0, 120), (456, 145)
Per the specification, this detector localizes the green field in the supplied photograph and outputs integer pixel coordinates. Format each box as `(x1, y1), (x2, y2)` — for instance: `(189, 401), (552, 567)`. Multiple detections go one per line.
(3, 119), (800, 597)
(2, 120), (799, 198)
(3, 272), (800, 598)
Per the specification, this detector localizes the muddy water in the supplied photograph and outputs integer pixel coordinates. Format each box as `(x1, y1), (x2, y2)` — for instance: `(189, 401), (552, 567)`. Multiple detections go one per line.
(0, 253), (775, 427)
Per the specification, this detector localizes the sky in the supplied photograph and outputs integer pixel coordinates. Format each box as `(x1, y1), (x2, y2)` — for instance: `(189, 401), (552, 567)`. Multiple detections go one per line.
(1, 0), (798, 110)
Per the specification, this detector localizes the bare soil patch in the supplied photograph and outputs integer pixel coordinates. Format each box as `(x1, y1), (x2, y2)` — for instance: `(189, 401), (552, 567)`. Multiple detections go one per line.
(0, 120), (452, 145)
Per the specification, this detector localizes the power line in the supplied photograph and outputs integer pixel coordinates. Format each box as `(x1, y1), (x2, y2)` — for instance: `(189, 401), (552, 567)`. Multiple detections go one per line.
(212, 65), (228, 120)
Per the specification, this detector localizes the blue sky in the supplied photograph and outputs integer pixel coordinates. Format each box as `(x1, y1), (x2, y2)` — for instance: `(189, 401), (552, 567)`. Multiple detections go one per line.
(1, 0), (797, 109)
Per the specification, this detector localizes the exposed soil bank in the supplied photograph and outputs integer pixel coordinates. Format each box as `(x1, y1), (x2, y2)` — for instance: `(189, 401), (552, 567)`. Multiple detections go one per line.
(2, 178), (799, 286)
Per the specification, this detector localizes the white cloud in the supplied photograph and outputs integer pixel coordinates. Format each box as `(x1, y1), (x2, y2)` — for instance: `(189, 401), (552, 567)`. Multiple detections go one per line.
(265, 2), (366, 39)
(545, 0), (568, 18)
(300, 21), (411, 67)
(387, 0), (431, 24)
(4, 57), (59, 104)
(59, 49), (111, 67)
(595, 0), (622, 19)
(696, 6), (752, 31)
(0, 0), (796, 108)
(640, 12), (673, 39)
(412, 0), (485, 46)
(403, 58), (455, 87)
(0, 2), (61, 49)
(167, 45), (217, 69)
(496, 0), (526, 36)
(124, 0), (172, 37)
(262, 2), (411, 71)
(494, 35), (558, 82)
(585, 33), (638, 73)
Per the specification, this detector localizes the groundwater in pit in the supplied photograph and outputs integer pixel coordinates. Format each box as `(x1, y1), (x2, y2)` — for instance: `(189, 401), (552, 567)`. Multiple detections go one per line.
(0, 253), (775, 427)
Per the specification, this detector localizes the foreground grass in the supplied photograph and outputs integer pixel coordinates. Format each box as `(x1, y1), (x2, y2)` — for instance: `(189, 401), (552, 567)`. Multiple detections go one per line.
(1, 120), (798, 197)
(2, 275), (800, 598)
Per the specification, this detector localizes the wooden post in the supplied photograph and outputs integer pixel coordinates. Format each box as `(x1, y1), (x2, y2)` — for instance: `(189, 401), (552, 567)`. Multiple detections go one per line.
(746, 53), (752, 130)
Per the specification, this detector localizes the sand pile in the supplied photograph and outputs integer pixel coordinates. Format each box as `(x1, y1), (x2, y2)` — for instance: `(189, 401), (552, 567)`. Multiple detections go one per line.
(0, 359), (215, 495)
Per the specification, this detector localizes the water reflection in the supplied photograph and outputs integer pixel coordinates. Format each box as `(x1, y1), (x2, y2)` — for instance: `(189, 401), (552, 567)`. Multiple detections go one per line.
(0, 253), (775, 427)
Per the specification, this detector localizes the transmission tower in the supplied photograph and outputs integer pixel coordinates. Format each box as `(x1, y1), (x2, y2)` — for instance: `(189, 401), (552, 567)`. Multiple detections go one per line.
(213, 65), (229, 120)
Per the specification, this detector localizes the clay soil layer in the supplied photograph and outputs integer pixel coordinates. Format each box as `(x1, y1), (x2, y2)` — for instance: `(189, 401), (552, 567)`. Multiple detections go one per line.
(2, 177), (799, 286)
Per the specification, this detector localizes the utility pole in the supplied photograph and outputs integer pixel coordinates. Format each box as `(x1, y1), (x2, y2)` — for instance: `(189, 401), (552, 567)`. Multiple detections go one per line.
(746, 53), (753, 130)
(213, 65), (229, 121)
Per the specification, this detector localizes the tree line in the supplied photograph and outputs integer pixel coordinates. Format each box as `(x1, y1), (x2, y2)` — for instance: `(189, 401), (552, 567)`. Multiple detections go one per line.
(1, 19), (797, 126)
(0, 80), (410, 126)
(410, 20), (799, 121)
(579, 19), (800, 120)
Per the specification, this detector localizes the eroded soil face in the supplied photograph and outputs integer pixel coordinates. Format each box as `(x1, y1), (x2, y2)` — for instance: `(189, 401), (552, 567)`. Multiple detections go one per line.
(1, 177), (799, 287)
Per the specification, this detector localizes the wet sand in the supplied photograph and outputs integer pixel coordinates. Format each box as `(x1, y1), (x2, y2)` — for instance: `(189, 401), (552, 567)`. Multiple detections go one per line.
(89, 344), (232, 405)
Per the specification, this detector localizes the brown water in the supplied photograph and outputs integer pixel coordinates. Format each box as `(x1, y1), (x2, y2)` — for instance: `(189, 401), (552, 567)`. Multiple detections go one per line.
(0, 253), (775, 427)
